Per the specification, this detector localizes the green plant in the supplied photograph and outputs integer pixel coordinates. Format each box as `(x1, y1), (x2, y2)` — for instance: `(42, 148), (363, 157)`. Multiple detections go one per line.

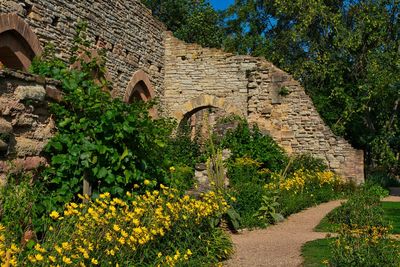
(285, 154), (327, 175)
(0, 188), (233, 266)
(326, 184), (388, 229)
(30, 22), (176, 209)
(229, 183), (266, 228)
(207, 149), (225, 191)
(227, 157), (263, 185)
(221, 120), (288, 172)
(0, 174), (44, 241)
(168, 164), (195, 193)
(367, 171), (400, 188)
(278, 86), (290, 96)
(330, 225), (400, 267)
(254, 191), (284, 225)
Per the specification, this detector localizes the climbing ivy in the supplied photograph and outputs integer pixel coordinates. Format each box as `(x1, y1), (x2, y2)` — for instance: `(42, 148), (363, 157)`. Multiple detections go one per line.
(30, 22), (175, 207)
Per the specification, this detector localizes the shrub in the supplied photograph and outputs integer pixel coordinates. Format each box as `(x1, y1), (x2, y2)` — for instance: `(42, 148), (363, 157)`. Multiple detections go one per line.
(266, 170), (345, 216)
(329, 225), (400, 267)
(285, 154), (327, 175)
(0, 187), (232, 266)
(225, 156), (268, 228)
(229, 183), (266, 228)
(227, 157), (263, 185)
(29, 23), (193, 210)
(326, 183), (388, 228)
(221, 121), (287, 172)
(0, 174), (44, 241)
(367, 170), (400, 188)
(167, 164), (195, 193)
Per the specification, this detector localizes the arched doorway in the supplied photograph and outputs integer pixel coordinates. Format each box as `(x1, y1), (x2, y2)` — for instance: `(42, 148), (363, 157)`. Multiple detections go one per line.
(174, 95), (244, 142)
(124, 70), (157, 117)
(124, 70), (155, 103)
(0, 13), (42, 71)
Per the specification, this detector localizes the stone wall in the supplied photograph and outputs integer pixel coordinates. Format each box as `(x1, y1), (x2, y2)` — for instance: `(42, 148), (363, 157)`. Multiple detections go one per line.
(164, 33), (364, 183)
(1, 3), (364, 182)
(0, 0), (166, 98)
(0, 70), (61, 182)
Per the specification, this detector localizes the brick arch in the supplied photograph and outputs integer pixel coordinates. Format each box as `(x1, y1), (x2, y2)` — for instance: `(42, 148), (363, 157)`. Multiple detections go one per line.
(173, 94), (244, 122)
(0, 13), (42, 71)
(124, 70), (155, 103)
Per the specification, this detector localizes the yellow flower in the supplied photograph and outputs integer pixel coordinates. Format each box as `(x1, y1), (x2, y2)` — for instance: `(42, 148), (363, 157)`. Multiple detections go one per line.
(113, 224), (120, 232)
(143, 179), (150, 186)
(63, 256), (72, 264)
(35, 254), (44, 261)
(91, 258), (99, 265)
(49, 255), (56, 262)
(50, 211), (60, 220)
(169, 166), (176, 172)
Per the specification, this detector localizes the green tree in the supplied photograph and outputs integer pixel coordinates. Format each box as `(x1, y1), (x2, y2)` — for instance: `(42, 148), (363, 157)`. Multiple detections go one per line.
(223, 0), (400, 174)
(142, 0), (224, 48)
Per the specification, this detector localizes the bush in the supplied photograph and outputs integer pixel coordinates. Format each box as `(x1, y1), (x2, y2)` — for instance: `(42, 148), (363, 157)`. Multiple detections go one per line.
(227, 157), (263, 185)
(326, 183), (388, 228)
(266, 170), (346, 216)
(29, 23), (196, 210)
(285, 154), (327, 175)
(226, 156), (272, 228)
(0, 175), (44, 241)
(221, 121), (287, 172)
(229, 183), (266, 228)
(167, 164), (195, 193)
(330, 225), (400, 267)
(0, 188), (233, 266)
(367, 170), (400, 188)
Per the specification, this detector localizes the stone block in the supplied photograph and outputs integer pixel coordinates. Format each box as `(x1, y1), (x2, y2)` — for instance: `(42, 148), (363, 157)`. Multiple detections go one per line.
(15, 85), (46, 102)
(0, 118), (12, 134)
(14, 137), (44, 157)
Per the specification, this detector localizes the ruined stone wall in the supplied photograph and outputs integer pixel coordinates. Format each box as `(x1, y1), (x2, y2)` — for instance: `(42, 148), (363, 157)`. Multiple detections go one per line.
(164, 33), (364, 183)
(0, 70), (61, 182)
(0, 0), (166, 98)
(164, 33), (251, 119)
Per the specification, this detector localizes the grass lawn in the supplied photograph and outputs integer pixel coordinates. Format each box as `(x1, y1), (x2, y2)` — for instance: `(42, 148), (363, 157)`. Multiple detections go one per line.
(314, 215), (339, 233)
(381, 201), (400, 234)
(314, 201), (400, 234)
(301, 238), (332, 267)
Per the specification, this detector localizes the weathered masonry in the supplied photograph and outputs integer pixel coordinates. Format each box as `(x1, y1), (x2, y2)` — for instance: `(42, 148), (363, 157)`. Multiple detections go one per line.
(0, 0), (364, 183)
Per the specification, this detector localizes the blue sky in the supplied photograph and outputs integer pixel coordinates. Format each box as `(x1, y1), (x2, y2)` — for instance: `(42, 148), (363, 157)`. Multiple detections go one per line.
(210, 0), (234, 10)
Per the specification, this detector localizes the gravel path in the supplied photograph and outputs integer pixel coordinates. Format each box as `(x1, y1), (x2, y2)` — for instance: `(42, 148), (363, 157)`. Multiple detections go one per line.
(224, 200), (343, 267)
(225, 195), (400, 267)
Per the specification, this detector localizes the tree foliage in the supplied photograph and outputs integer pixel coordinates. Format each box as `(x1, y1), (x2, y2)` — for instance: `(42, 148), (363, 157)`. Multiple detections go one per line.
(148, 0), (399, 174)
(223, 0), (400, 174)
(142, 0), (224, 48)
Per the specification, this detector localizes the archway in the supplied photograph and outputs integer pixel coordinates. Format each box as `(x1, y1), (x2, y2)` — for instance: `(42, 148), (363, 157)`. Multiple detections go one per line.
(173, 95), (244, 141)
(124, 70), (155, 103)
(0, 13), (42, 71)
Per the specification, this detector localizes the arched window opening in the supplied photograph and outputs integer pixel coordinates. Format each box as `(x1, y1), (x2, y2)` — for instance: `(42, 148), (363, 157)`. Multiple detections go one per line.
(0, 13), (42, 71)
(124, 70), (155, 103)
(130, 80), (152, 102)
(0, 31), (35, 70)
(179, 106), (227, 142)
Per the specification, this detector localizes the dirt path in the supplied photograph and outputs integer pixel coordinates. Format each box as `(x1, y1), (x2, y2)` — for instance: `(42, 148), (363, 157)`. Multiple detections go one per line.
(383, 196), (400, 202)
(224, 200), (343, 267)
(225, 195), (400, 267)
